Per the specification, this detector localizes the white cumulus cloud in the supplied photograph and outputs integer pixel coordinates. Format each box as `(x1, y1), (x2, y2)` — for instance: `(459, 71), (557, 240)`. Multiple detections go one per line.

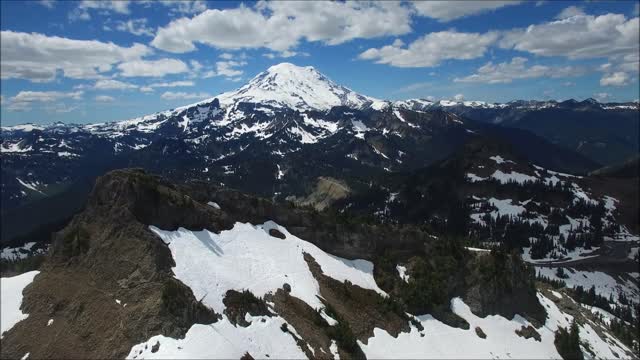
(94, 79), (138, 90)
(151, 2), (412, 53)
(555, 6), (585, 20)
(113, 19), (154, 37)
(38, 0), (55, 9)
(600, 72), (630, 87)
(160, 91), (212, 100)
(593, 92), (611, 102)
(7, 90), (83, 111)
(455, 57), (585, 84)
(157, 0), (207, 15)
(95, 95), (115, 102)
(411, 1), (522, 22)
(69, 0), (130, 21)
(147, 80), (194, 88)
(1, 31), (150, 82)
(500, 13), (639, 60)
(118, 58), (190, 77)
(359, 30), (498, 68)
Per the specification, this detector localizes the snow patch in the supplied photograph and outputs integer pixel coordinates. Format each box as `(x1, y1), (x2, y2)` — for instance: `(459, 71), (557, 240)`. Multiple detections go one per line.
(491, 170), (537, 185)
(148, 221), (386, 314)
(1, 271), (40, 336)
(489, 155), (514, 165)
(396, 265), (410, 283)
(127, 317), (307, 359)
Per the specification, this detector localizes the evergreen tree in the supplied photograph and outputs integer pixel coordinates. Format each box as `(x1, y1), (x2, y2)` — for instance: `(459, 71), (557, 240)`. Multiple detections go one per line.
(554, 321), (583, 360)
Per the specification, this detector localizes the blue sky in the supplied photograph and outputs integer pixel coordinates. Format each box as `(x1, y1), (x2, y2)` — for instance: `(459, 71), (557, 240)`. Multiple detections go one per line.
(1, 0), (638, 126)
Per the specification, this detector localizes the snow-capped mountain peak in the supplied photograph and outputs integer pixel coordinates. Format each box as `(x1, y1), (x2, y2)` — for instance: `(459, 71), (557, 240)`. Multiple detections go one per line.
(217, 62), (376, 111)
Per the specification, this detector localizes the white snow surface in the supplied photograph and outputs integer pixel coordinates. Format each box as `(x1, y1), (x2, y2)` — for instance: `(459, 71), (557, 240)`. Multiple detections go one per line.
(320, 309), (338, 326)
(396, 265), (410, 283)
(130, 221), (388, 359)
(351, 120), (370, 139)
(127, 316), (306, 359)
(465, 247), (491, 253)
(1, 242), (40, 261)
(1, 124), (44, 132)
(1, 271), (40, 336)
(1, 142), (33, 153)
(330, 340), (340, 359)
(16, 178), (44, 194)
(521, 246), (599, 264)
(361, 295), (561, 359)
(491, 170), (537, 185)
(216, 63), (376, 111)
(361, 294), (631, 359)
(466, 173), (487, 182)
(536, 267), (639, 303)
(489, 155), (514, 164)
(128, 219), (635, 359)
(148, 221), (385, 314)
(488, 198), (526, 219)
(302, 113), (339, 134)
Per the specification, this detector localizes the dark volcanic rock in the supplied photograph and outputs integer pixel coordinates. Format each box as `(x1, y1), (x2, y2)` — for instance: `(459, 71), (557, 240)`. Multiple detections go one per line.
(223, 290), (273, 327)
(0, 169), (221, 359)
(269, 228), (286, 239)
(464, 250), (546, 325)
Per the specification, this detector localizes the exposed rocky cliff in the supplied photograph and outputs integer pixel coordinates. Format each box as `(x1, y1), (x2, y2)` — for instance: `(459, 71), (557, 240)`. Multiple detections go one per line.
(0, 170), (220, 359)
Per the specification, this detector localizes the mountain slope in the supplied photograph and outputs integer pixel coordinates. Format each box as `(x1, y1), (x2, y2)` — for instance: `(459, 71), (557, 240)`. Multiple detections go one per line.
(217, 62), (377, 110)
(1, 169), (635, 359)
(392, 98), (639, 166)
(0, 63), (618, 245)
(334, 137), (638, 264)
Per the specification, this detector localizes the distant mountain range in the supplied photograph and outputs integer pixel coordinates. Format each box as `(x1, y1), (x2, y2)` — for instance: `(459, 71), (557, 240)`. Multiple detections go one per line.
(1, 63), (637, 243)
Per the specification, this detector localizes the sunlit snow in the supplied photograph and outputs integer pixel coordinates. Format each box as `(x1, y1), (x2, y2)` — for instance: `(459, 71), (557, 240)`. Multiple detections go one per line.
(1, 271), (39, 337)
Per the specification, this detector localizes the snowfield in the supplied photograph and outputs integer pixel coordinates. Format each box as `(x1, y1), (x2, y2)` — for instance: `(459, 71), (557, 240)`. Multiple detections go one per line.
(536, 267), (639, 303)
(216, 63), (376, 111)
(0, 242), (44, 261)
(122, 221), (636, 359)
(127, 316), (307, 360)
(361, 296), (561, 359)
(1, 271), (39, 337)
(360, 294), (630, 359)
(148, 221), (385, 314)
(491, 170), (537, 184)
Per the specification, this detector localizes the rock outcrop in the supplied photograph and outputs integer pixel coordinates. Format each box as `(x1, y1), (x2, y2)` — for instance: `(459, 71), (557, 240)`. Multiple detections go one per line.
(1, 169), (220, 359)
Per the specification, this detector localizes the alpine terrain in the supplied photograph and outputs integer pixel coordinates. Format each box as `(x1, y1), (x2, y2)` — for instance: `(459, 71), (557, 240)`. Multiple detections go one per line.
(1, 62), (639, 359)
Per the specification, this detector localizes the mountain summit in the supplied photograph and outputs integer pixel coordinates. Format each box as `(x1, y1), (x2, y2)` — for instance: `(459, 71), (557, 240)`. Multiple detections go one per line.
(216, 62), (376, 111)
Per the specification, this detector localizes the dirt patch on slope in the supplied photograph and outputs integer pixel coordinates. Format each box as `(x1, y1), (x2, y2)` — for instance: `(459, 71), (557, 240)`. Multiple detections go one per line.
(293, 176), (351, 211)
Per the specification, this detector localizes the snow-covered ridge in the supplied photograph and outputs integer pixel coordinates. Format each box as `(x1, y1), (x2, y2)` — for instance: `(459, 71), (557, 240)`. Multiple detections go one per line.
(215, 62), (377, 111)
(2, 63), (637, 137)
(393, 98), (639, 111)
(3, 63), (376, 140)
